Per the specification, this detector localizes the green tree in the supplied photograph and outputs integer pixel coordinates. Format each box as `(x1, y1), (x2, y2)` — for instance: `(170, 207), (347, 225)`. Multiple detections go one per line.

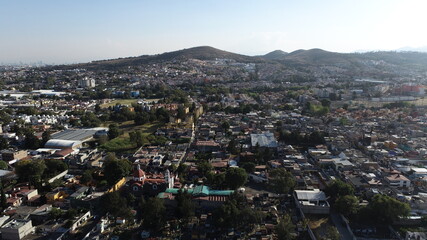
(24, 133), (41, 149)
(42, 131), (51, 146)
(80, 170), (93, 185)
(221, 121), (230, 132)
(14, 159), (46, 184)
(141, 197), (166, 231)
(324, 226), (340, 240)
(213, 199), (240, 228)
(0, 161), (8, 170)
(104, 158), (132, 185)
(44, 159), (68, 177)
(225, 167), (247, 189)
(0, 182), (7, 210)
(196, 161), (212, 177)
(0, 138), (9, 150)
(108, 124), (120, 140)
(241, 162), (256, 174)
(275, 214), (295, 240)
(269, 168), (295, 194)
(49, 207), (64, 220)
(175, 189), (195, 222)
(176, 105), (186, 120)
(227, 138), (238, 155)
(335, 195), (359, 216)
(101, 192), (133, 219)
(325, 180), (354, 201)
(362, 194), (410, 224)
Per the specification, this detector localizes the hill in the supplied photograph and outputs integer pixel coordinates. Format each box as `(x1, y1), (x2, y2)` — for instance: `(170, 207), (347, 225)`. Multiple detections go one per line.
(261, 50), (288, 60)
(46, 46), (427, 79)
(54, 46), (263, 70)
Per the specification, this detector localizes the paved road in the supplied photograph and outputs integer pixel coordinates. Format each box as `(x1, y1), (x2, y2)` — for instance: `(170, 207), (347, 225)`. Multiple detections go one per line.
(330, 213), (355, 240)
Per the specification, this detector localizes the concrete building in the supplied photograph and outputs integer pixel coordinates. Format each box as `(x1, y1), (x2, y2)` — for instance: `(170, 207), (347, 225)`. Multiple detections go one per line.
(294, 189), (330, 214)
(0, 219), (34, 240)
(250, 132), (278, 148)
(385, 174), (411, 188)
(78, 77), (96, 88)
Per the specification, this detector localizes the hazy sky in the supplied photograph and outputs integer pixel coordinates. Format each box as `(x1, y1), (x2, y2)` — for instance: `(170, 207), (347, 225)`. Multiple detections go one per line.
(1, 0), (427, 64)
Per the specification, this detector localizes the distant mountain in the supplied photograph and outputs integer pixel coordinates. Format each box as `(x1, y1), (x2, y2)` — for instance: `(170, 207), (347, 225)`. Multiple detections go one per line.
(397, 46), (427, 52)
(59, 46), (263, 70)
(261, 50), (288, 60)
(282, 48), (353, 66)
(47, 46), (427, 79)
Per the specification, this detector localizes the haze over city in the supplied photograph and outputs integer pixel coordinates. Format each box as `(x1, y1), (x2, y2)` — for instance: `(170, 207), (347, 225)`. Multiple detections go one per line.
(2, 0), (427, 64)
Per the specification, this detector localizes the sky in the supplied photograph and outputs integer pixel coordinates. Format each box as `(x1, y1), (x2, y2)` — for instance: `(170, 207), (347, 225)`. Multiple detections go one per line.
(1, 0), (427, 64)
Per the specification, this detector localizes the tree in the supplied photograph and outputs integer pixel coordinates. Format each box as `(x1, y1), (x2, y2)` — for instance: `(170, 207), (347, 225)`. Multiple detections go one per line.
(275, 214), (295, 240)
(42, 131), (51, 146)
(227, 138), (238, 155)
(108, 124), (120, 140)
(221, 121), (230, 132)
(196, 161), (212, 177)
(134, 112), (149, 125)
(80, 170), (93, 185)
(0, 161), (8, 170)
(0, 182), (7, 210)
(335, 195), (359, 216)
(101, 192), (133, 219)
(0, 138), (9, 150)
(213, 199), (240, 228)
(44, 159), (68, 177)
(321, 99), (331, 107)
(175, 189), (195, 222)
(225, 167), (247, 189)
(81, 112), (101, 127)
(324, 226), (340, 240)
(176, 105), (186, 120)
(104, 158), (132, 185)
(24, 133), (41, 149)
(141, 197), (166, 231)
(325, 180), (354, 201)
(361, 194), (410, 224)
(269, 168), (295, 194)
(14, 159), (46, 184)
(49, 207), (64, 220)
(241, 162), (256, 174)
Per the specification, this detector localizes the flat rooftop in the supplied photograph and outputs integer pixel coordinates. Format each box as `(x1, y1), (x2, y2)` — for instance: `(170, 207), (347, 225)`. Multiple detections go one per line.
(51, 128), (107, 142)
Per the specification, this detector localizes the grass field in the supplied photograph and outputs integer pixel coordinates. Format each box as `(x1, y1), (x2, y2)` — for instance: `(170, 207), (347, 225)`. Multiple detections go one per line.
(100, 99), (137, 108)
(333, 97), (427, 109)
(100, 121), (163, 152)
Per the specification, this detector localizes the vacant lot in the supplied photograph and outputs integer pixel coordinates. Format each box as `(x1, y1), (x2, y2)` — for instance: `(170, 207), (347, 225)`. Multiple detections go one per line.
(101, 121), (163, 152)
(100, 99), (137, 108)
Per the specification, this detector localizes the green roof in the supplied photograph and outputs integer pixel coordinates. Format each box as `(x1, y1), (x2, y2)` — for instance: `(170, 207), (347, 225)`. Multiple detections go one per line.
(163, 185), (234, 197)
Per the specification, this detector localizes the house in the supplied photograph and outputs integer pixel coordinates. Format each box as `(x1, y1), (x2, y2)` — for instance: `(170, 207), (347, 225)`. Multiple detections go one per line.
(294, 189), (330, 214)
(0, 219), (34, 240)
(385, 174), (411, 188)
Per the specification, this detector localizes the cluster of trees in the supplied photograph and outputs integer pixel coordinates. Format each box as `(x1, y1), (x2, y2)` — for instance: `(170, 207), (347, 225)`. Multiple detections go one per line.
(326, 180), (410, 225)
(303, 102), (330, 116)
(14, 159), (68, 188)
(278, 130), (326, 146)
(268, 168), (296, 194)
(213, 193), (264, 229)
(204, 165), (248, 190)
(103, 153), (132, 185)
(129, 131), (167, 147)
(177, 160), (248, 190)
